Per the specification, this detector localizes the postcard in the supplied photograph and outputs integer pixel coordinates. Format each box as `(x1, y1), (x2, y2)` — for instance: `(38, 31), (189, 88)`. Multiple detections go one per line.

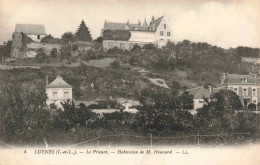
(0, 0), (260, 164)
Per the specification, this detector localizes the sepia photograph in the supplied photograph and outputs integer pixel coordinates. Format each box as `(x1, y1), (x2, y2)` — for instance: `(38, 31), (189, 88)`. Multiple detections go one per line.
(0, 0), (260, 164)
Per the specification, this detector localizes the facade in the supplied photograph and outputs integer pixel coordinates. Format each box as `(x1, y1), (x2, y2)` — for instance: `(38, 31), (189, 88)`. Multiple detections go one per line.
(15, 24), (46, 42)
(46, 75), (73, 109)
(216, 73), (259, 106)
(102, 14), (173, 51)
(186, 86), (212, 110)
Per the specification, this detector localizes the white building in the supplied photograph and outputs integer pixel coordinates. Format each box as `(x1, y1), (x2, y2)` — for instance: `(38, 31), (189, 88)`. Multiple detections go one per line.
(186, 86), (212, 110)
(15, 24), (46, 42)
(46, 75), (73, 109)
(102, 14), (173, 51)
(216, 73), (259, 106)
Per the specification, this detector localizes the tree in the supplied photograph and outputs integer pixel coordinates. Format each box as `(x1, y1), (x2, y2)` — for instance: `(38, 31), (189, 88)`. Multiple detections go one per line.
(61, 32), (75, 43)
(53, 100), (97, 131)
(75, 20), (92, 41)
(35, 48), (46, 63)
(94, 36), (103, 43)
(196, 90), (242, 133)
(51, 48), (58, 58)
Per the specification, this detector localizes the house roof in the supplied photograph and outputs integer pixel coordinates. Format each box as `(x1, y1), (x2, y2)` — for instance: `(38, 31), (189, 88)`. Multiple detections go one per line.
(149, 16), (163, 31)
(103, 15), (164, 32)
(46, 76), (72, 88)
(104, 22), (151, 31)
(15, 24), (46, 35)
(212, 86), (226, 93)
(186, 86), (211, 99)
(223, 74), (258, 84)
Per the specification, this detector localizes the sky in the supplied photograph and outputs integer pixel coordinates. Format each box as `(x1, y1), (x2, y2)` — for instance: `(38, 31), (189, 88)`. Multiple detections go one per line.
(0, 0), (259, 48)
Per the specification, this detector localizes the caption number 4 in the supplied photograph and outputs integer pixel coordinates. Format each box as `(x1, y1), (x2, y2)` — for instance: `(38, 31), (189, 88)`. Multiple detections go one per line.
(24, 150), (26, 154)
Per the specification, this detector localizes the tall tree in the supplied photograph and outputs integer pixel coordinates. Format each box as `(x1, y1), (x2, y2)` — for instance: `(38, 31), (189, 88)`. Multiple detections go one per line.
(75, 20), (92, 41)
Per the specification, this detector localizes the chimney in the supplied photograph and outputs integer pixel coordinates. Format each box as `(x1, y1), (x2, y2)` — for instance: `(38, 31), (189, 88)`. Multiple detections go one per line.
(143, 18), (148, 26)
(152, 16), (155, 22)
(46, 75), (48, 85)
(138, 19), (141, 26)
(220, 73), (226, 84)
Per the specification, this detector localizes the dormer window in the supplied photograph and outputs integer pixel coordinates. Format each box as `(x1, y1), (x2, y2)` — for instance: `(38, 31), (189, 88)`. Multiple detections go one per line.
(164, 24), (166, 29)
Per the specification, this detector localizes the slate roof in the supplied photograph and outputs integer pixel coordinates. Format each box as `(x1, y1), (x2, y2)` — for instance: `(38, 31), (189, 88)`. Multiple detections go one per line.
(15, 24), (46, 35)
(224, 74), (258, 84)
(103, 15), (163, 32)
(46, 76), (72, 88)
(186, 86), (211, 99)
(149, 16), (163, 31)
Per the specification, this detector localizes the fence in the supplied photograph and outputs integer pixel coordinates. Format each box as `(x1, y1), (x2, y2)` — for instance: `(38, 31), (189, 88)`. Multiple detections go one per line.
(67, 132), (252, 148)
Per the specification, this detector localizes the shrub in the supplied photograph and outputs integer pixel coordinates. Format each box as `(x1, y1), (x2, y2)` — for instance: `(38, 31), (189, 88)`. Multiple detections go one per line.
(248, 103), (256, 110)
(35, 48), (46, 63)
(110, 60), (120, 69)
(51, 48), (58, 58)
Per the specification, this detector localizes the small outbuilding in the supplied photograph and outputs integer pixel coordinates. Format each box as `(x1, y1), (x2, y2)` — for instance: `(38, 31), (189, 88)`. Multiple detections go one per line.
(15, 24), (46, 41)
(46, 75), (72, 109)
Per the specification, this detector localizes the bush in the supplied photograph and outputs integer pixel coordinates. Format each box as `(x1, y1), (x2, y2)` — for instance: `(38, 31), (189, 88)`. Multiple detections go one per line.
(51, 48), (58, 58)
(35, 48), (46, 63)
(110, 60), (120, 69)
(41, 35), (62, 44)
(248, 103), (256, 110)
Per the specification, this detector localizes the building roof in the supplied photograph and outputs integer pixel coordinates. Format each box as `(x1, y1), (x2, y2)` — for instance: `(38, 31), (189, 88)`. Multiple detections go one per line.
(15, 24), (46, 35)
(212, 86), (226, 93)
(149, 16), (163, 31)
(46, 76), (72, 88)
(223, 74), (258, 84)
(104, 22), (151, 31)
(103, 15), (164, 32)
(186, 86), (211, 99)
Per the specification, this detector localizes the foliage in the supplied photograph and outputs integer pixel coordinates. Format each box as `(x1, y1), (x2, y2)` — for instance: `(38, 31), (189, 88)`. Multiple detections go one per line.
(53, 100), (97, 131)
(60, 45), (72, 60)
(103, 30), (131, 41)
(110, 60), (120, 69)
(75, 20), (92, 41)
(41, 35), (62, 44)
(50, 48), (58, 58)
(61, 32), (75, 43)
(94, 36), (103, 43)
(195, 90), (243, 133)
(21, 33), (33, 45)
(35, 48), (47, 63)
(236, 46), (259, 58)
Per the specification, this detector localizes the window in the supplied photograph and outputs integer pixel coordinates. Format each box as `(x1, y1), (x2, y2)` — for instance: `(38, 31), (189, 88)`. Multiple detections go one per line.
(243, 88), (247, 96)
(234, 88), (238, 95)
(37, 35), (40, 40)
(160, 31), (164, 36)
(164, 24), (166, 29)
(167, 32), (171, 37)
(53, 92), (58, 100)
(252, 88), (256, 96)
(64, 91), (69, 99)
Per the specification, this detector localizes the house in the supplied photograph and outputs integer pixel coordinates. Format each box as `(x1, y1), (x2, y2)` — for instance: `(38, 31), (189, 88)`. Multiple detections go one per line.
(15, 24), (47, 42)
(186, 86), (212, 110)
(216, 73), (259, 106)
(102, 14), (173, 51)
(46, 75), (73, 109)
